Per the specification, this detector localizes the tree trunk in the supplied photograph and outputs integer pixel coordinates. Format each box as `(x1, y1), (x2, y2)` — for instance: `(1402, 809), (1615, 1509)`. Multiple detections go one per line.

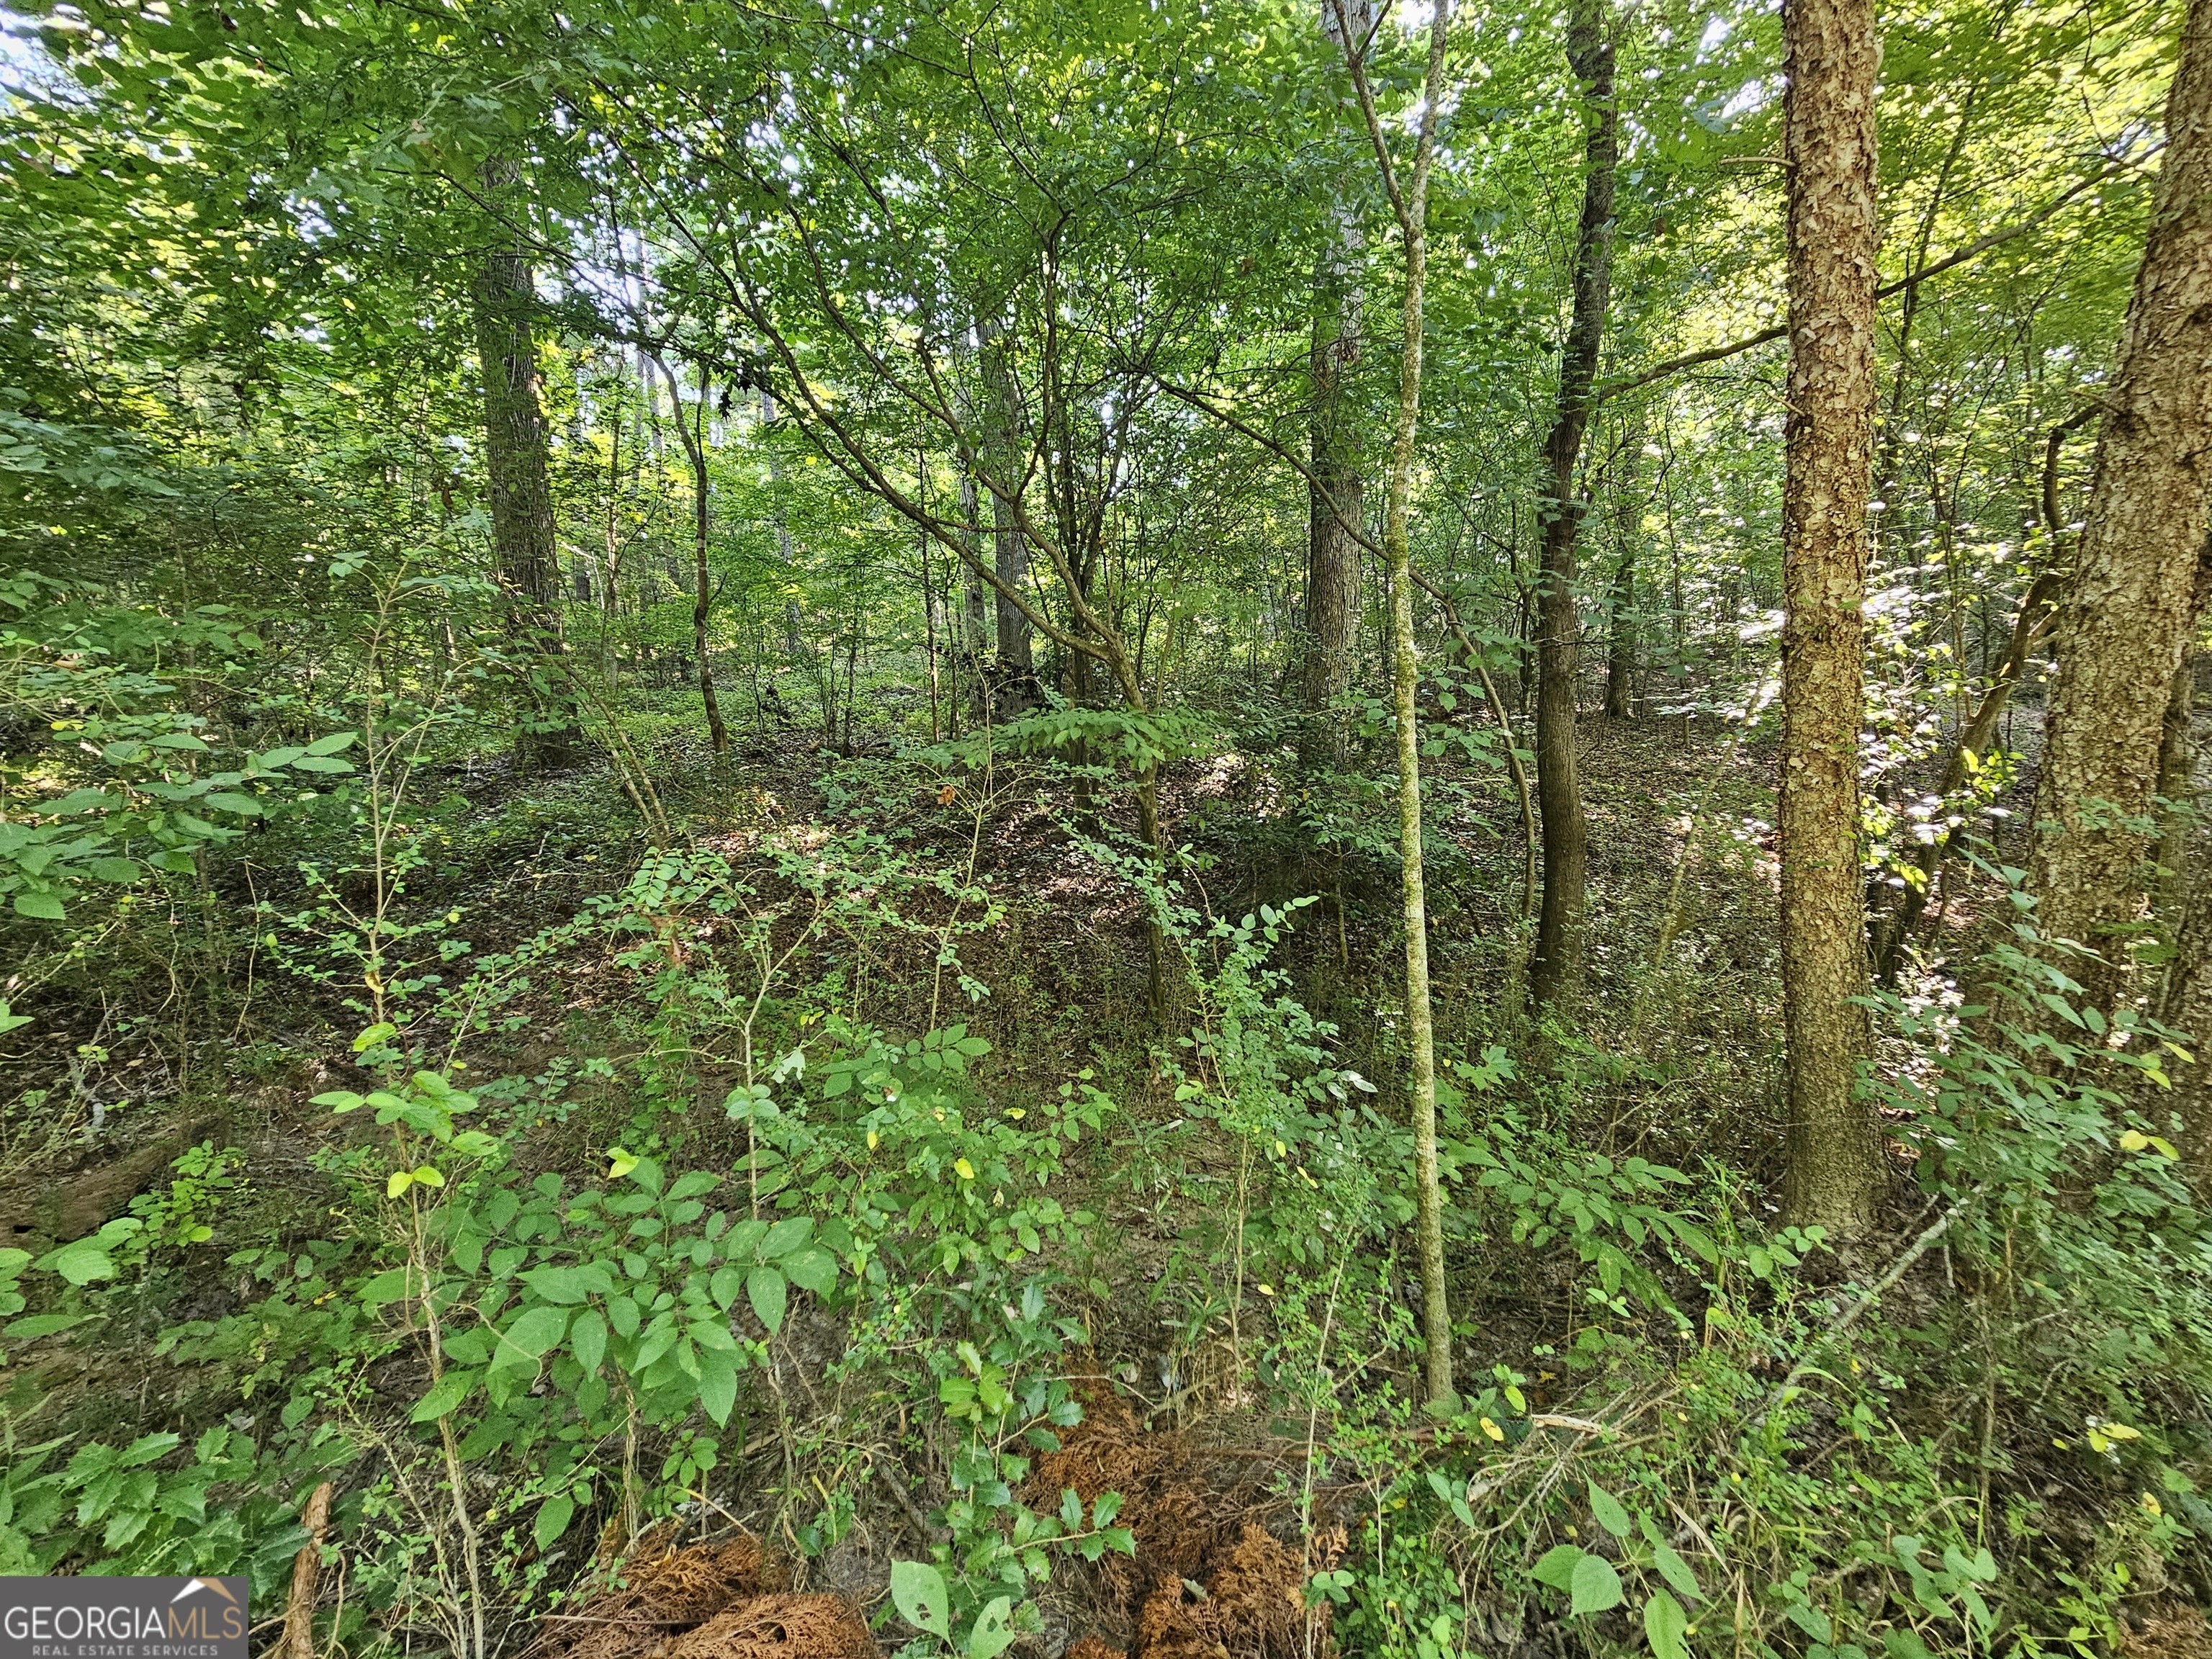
(1336, 0), (1455, 1408)
(1302, 13), (1372, 770)
(1869, 574), (2059, 981)
(1604, 436), (1640, 719)
(959, 463), (991, 727)
(981, 320), (1036, 719)
(649, 355), (729, 755)
(1528, 0), (1617, 1008)
(2027, 0), (2212, 1017)
(470, 164), (577, 767)
(1778, 0), (1884, 1235)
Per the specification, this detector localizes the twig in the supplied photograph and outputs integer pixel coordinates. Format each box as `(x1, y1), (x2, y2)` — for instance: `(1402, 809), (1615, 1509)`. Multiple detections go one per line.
(1758, 1198), (1970, 1419)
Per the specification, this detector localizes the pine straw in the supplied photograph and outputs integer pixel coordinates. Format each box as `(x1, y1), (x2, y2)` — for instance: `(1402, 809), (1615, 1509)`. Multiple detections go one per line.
(1025, 1376), (1341, 1659)
(526, 1535), (875, 1659)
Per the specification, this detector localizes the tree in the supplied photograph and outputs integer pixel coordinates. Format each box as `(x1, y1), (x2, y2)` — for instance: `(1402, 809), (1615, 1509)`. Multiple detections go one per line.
(1300, 0), (1374, 771)
(1336, 0), (1456, 1406)
(1777, 0), (1886, 1233)
(1528, 0), (1619, 1009)
(2026, 0), (2212, 1017)
(647, 352), (730, 755)
(472, 161), (578, 768)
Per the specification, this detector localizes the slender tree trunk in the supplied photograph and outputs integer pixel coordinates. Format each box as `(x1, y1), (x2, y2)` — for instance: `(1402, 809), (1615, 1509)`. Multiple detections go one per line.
(471, 163), (577, 766)
(1303, 12), (1372, 770)
(1778, 0), (1884, 1235)
(981, 319), (1036, 718)
(2028, 0), (2212, 1016)
(959, 463), (990, 727)
(1529, 0), (1618, 1008)
(762, 390), (803, 668)
(652, 357), (729, 756)
(1870, 575), (2059, 980)
(1337, 0), (1455, 1407)
(1605, 431), (1640, 719)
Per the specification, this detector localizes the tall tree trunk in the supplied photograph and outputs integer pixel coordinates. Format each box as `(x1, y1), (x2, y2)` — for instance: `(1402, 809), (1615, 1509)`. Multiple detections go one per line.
(1869, 405), (2097, 980)
(2027, 0), (2212, 1017)
(761, 390), (803, 670)
(1528, 0), (1618, 1008)
(1302, 5), (1372, 770)
(471, 164), (576, 766)
(959, 463), (991, 727)
(1605, 429), (1641, 719)
(1336, 0), (1455, 1408)
(2156, 541), (2212, 925)
(981, 319), (1036, 719)
(1778, 0), (1884, 1235)
(649, 354), (729, 755)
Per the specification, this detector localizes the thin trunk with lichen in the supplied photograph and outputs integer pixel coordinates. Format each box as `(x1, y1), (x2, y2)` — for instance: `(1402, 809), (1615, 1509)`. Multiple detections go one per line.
(1336, 0), (1455, 1407)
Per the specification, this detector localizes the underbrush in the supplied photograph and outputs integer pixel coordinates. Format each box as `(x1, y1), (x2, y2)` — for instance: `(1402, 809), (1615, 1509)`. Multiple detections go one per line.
(1, 742), (2208, 1659)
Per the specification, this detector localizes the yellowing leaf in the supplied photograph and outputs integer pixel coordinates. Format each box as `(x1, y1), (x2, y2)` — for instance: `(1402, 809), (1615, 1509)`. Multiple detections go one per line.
(866, 1129), (879, 1151)
(954, 1158), (976, 1180)
(2120, 1129), (2150, 1152)
(2102, 1422), (2142, 1442)
(1480, 1416), (1505, 1442)
(387, 1170), (413, 1199)
(607, 1147), (639, 1179)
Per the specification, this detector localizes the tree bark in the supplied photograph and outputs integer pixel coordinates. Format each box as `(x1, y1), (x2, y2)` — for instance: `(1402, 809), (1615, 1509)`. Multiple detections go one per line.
(1778, 0), (1884, 1235)
(1528, 0), (1617, 1009)
(1605, 433), (1640, 719)
(648, 354), (729, 755)
(282, 1481), (334, 1659)
(1336, 0), (1455, 1408)
(1869, 574), (2059, 981)
(981, 318), (1037, 718)
(2027, 0), (2212, 1017)
(470, 164), (577, 767)
(1302, 10), (1372, 770)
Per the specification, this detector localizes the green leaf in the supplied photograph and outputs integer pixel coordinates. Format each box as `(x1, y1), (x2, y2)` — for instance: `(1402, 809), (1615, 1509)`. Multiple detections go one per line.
(1644, 1591), (1690, 1659)
(968, 1596), (1015, 1659)
(89, 858), (143, 884)
(36, 1220), (139, 1285)
(1533, 1545), (1583, 1591)
(570, 1308), (608, 1373)
(4, 1313), (81, 1339)
(411, 1370), (475, 1422)
(204, 792), (262, 815)
(534, 1495), (576, 1552)
(12, 892), (64, 921)
(891, 1560), (950, 1639)
(304, 730), (359, 756)
(521, 1265), (596, 1304)
(783, 1245), (837, 1295)
(495, 1305), (570, 1366)
(290, 757), (355, 774)
(1652, 1542), (1702, 1602)
(760, 1216), (813, 1258)
(747, 1267), (788, 1334)
(1588, 1479), (1632, 1538)
(697, 1349), (739, 1426)
(1570, 1554), (1624, 1616)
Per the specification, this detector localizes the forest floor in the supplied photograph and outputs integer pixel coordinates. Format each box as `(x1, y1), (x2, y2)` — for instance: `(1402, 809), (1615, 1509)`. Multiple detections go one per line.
(2, 701), (2146, 1659)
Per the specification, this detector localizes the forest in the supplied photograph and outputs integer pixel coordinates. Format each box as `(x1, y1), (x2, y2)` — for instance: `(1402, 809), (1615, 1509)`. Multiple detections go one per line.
(1, 0), (2209, 1653)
